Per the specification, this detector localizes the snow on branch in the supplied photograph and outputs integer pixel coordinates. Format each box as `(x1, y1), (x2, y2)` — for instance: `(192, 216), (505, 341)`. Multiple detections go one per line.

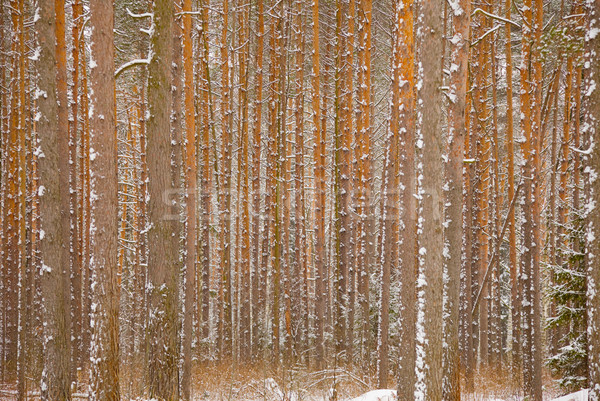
(471, 8), (521, 29)
(126, 8), (153, 19)
(115, 58), (150, 79)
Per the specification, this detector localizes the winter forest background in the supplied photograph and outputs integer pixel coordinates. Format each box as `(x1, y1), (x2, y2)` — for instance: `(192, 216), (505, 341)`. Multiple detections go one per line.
(0, 0), (600, 400)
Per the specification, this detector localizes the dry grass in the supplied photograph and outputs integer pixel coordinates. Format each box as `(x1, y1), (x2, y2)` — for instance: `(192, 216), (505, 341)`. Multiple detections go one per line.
(190, 361), (374, 401)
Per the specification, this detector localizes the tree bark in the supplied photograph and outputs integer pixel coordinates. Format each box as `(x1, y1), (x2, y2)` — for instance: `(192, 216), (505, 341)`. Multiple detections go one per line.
(415, 1), (444, 399)
(443, 0), (470, 399)
(88, 1), (120, 399)
(146, 0), (180, 397)
(37, 0), (72, 398)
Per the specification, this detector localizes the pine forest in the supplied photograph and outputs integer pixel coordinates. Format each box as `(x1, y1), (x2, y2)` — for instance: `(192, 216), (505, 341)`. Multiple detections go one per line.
(0, 0), (600, 400)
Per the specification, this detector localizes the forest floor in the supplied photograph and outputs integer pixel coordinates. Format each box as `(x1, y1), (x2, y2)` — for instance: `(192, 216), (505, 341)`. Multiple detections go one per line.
(0, 363), (574, 400)
(182, 362), (567, 401)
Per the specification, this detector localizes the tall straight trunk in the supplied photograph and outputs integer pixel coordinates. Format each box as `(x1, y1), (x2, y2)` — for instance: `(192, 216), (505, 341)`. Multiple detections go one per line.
(529, 0), (543, 398)
(268, 0), (285, 362)
(181, 0), (196, 396)
(396, 1), (417, 399)
(250, 0), (265, 359)
(218, 0), (233, 360)
(505, 0), (520, 382)
(0, 0), (6, 380)
(520, 0), (535, 395)
(16, 0), (28, 396)
(472, 7), (491, 366)
(4, 1), (20, 380)
(198, 0), (212, 347)
(291, 0), (308, 363)
(585, 2), (600, 400)
(415, 1), (444, 399)
(37, 0), (71, 398)
(356, 0), (373, 363)
(489, 32), (503, 371)
(344, 0), (356, 364)
(572, 64), (582, 252)
(70, 0), (83, 383)
(146, 0), (180, 397)
(88, 0), (120, 398)
(79, 31), (92, 370)
(379, 0), (412, 387)
(334, 0), (349, 364)
(238, 0), (251, 363)
(443, 0), (469, 399)
(312, 0), (326, 368)
(559, 57), (574, 268)
(462, 91), (475, 392)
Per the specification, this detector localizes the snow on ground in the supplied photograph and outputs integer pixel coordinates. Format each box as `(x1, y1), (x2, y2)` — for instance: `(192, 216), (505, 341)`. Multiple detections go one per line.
(551, 389), (589, 401)
(347, 389), (396, 401)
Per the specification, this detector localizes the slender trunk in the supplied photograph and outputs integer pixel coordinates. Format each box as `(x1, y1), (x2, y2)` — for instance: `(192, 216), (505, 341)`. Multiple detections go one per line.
(585, 1), (600, 399)
(250, 0), (265, 360)
(181, 0), (196, 396)
(312, 0), (326, 368)
(443, 0), (470, 398)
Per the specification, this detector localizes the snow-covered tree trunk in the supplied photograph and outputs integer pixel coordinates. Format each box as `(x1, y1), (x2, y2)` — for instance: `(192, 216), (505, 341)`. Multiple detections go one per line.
(87, 0), (120, 399)
(586, 0), (600, 398)
(415, 0), (445, 399)
(250, 0), (265, 361)
(181, 0), (196, 395)
(36, 0), (72, 398)
(312, 0), (327, 368)
(198, 0), (212, 348)
(395, 0), (417, 398)
(146, 0), (180, 396)
(443, 0), (470, 398)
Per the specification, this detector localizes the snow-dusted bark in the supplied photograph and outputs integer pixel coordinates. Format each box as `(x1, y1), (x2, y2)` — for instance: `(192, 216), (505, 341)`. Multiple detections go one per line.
(181, 0), (196, 396)
(145, 0), (180, 397)
(312, 0), (327, 368)
(415, 1), (445, 400)
(250, 0), (265, 360)
(443, 0), (470, 399)
(87, 1), (120, 399)
(585, 0), (600, 399)
(36, 0), (72, 399)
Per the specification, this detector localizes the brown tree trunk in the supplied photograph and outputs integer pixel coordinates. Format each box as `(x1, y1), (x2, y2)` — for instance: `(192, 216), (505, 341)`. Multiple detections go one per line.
(443, 0), (470, 398)
(586, 2), (600, 399)
(198, 0), (212, 348)
(88, 0), (120, 398)
(312, 0), (326, 368)
(356, 0), (373, 364)
(416, 1), (445, 399)
(250, 0), (265, 360)
(505, 0), (520, 383)
(146, 0), (180, 397)
(37, 0), (71, 398)
(181, 0), (196, 396)
(70, 0), (83, 384)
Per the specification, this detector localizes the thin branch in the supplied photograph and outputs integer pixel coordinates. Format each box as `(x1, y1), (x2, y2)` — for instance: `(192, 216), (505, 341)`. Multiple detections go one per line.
(472, 7), (521, 29)
(472, 180), (524, 316)
(115, 59), (150, 79)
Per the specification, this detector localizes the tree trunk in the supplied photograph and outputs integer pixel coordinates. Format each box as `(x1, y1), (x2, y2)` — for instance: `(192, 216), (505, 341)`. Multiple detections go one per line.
(88, 0), (120, 398)
(416, 1), (444, 399)
(586, 1), (600, 399)
(443, 0), (470, 398)
(37, 0), (72, 398)
(146, 0), (180, 397)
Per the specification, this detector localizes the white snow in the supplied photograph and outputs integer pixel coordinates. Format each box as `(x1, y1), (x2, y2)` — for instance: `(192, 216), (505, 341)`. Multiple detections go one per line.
(551, 389), (589, 401)
(348, 389), (396, 401)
